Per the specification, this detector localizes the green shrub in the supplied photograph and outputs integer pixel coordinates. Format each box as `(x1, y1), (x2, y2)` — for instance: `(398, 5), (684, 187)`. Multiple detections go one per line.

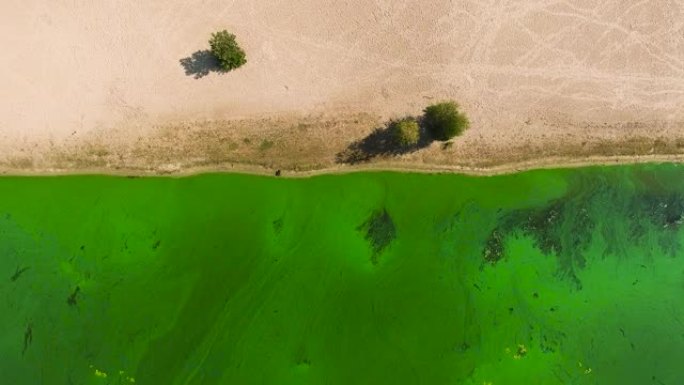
(390, 119), (420, 147)
(209, 30), (247, 71)
(423, 101), (469, 141)
(259, 140), (274, 151)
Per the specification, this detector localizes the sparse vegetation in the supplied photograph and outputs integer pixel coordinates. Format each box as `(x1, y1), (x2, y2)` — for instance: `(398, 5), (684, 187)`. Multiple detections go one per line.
(336, 101), (471, 163)
(259, 140), (274, 151)
(209, 30), (247, 71)
(390, 119), (420, 147)
(423, 101), (470, 141)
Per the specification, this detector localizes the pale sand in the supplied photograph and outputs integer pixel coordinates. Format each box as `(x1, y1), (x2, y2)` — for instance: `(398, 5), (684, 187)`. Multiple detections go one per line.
(1, 0), (684, 175)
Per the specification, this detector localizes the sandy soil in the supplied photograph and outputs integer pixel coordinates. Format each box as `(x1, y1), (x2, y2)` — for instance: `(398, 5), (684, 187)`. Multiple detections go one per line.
(1, 0), (684, 175)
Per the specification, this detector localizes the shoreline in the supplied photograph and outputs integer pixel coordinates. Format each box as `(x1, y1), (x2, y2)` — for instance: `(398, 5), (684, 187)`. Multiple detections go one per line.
(3, 153), (683, 178)
(1, 112), (682, 179)
(4, 0), (684, 182)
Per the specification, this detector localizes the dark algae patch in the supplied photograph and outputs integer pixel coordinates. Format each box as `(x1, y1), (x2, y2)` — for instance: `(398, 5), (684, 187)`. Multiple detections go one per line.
(483, 188), (595, 289)
(1, 165), (684, 384)
(482, 169), (684, 289)
(66, 286), (80, 306)
(21, 322), (32, 356)
(10, 265), (29, 281)
(358, 208), (396, 264)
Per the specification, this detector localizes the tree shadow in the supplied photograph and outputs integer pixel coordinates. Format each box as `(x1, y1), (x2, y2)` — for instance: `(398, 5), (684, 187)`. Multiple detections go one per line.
(179, 50), (223, 79)
(336, 117), (433, 164)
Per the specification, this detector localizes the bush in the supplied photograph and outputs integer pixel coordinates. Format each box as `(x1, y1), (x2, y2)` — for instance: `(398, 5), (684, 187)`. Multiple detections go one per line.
(390, 119), (420, 147)
(209, 30), (247, 71)
(423, 101), (469, 141)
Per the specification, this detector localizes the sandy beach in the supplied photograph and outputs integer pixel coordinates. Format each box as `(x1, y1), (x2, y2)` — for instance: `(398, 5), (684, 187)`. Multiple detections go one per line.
(2, 0), (684, 175)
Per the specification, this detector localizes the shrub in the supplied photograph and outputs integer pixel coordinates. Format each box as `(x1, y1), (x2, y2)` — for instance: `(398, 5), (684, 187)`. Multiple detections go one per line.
(209, 30), (247, 71)
(259, 140), (274, 151)
(390, 119), (420, 147)
(423, 101), (469, 141)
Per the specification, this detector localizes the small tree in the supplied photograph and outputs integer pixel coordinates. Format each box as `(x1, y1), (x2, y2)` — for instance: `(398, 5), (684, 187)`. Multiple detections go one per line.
(423, 101), (469, 141)
(390, 119), (420, 147)
(209, 30), (247, 71)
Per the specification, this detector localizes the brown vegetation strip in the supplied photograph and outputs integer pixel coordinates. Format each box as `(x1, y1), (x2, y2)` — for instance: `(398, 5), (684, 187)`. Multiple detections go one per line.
(1, 114), (684, 177)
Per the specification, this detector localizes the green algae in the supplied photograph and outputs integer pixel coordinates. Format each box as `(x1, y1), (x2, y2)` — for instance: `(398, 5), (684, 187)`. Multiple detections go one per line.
(0, 165), (683, 384)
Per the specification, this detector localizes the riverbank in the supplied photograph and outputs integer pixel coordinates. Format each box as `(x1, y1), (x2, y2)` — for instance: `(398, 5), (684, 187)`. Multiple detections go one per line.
(3, 0), (684, 178)
(1, 112), (683, 177)
(4, 153), (684, 178)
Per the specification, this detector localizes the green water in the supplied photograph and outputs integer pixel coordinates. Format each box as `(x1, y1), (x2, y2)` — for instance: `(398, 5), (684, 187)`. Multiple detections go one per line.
(1, 165), (684, 384)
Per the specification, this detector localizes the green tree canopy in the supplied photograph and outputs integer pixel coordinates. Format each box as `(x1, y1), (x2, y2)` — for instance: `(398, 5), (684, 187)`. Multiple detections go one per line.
(209, 30), (247, 71)
(422, 101), (469, 141)
(390, 119), (420, 147)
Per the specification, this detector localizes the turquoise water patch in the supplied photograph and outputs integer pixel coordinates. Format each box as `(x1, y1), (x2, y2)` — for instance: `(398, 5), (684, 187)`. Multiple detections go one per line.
(0, 165), (683, 384)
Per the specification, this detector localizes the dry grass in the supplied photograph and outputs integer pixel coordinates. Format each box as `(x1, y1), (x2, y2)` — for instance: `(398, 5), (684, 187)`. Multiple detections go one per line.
(1, 113), (682, 176)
